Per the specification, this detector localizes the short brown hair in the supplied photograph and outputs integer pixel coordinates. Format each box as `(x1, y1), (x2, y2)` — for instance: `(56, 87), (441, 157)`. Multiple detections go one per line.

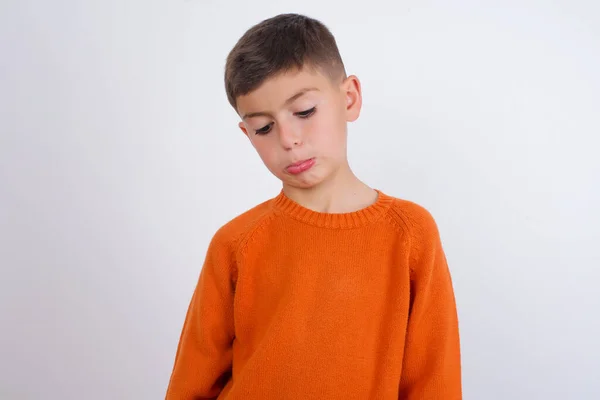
(224, 13), (347, 110)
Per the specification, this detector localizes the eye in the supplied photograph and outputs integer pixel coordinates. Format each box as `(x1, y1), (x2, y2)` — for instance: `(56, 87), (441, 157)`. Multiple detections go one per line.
(255, 123), (273, 135)
(296, 107), (316, 118)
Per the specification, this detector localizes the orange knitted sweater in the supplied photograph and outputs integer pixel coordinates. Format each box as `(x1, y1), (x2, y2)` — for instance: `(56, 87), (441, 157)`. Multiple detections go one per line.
(166, 190), (461, 399)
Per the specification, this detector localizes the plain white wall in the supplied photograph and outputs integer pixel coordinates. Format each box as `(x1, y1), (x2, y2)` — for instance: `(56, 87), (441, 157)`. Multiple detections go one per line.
(1, 0), (599, 398)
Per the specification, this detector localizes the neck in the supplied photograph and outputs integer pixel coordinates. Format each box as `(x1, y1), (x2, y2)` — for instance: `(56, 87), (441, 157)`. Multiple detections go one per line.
(282, 163), (377, 214)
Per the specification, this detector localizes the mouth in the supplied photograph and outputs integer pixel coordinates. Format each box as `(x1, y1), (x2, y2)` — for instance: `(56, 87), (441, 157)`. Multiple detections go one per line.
(286, 157), (316, 175)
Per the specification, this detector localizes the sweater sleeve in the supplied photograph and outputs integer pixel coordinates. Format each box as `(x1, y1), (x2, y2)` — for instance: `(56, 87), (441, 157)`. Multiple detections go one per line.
(166, 229), (237, 399)
(398, 209), (462, 399)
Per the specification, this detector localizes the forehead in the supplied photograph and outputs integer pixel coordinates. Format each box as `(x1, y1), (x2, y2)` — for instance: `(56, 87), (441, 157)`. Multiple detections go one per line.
(236, 68), (336, 115)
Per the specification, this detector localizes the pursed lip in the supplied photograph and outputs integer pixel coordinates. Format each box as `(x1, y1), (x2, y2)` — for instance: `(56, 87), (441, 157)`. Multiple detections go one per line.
(285, 157), (316, 174)
(287, 158), (314, 168)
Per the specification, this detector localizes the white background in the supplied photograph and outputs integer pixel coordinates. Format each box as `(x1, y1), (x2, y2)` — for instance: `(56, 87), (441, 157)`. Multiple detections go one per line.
(1, 0), (599, 399)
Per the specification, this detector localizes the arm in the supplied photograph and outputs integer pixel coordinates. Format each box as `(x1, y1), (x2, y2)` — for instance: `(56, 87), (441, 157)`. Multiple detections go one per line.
(398, 210), (462, 399)
(166, 230), (236, 399)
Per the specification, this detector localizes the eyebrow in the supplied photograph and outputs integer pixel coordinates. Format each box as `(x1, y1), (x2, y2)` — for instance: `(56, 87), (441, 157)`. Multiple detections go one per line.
(241, 87), (319, 120)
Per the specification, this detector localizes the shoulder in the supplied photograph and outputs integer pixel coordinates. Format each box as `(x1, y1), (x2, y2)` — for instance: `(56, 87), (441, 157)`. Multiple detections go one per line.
(383, 193), (446, 272)
(384, 193), (441, 243)
(209, 196), (277, 252)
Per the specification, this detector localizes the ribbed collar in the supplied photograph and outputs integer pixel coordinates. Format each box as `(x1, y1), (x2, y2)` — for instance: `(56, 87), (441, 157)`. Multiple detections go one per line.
(271, 189), (393, 229)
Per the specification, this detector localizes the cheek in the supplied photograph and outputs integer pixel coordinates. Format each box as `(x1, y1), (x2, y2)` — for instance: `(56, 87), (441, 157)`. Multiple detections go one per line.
(310, 113), (346, 152)
(253, 140), (281, 166)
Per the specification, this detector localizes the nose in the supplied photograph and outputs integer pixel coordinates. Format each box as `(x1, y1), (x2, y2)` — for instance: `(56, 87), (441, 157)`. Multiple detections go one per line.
(278, 121), (303, 150)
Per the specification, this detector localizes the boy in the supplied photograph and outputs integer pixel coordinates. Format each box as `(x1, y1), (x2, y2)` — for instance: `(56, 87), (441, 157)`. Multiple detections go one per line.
(166, 13), (461, 399)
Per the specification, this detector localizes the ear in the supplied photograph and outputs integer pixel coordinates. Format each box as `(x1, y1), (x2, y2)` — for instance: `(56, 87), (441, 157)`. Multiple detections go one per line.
(239, 121), (250, 138)
(342, 75), (362, 122)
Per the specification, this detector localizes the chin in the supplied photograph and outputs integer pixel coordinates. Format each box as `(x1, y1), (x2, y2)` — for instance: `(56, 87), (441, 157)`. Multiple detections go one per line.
(283, 171), (329, 190)
(286, 180), (319, 190)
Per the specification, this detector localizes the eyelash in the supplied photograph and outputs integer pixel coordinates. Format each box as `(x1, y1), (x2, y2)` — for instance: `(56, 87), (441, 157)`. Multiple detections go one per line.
(255, 107), (317, 135)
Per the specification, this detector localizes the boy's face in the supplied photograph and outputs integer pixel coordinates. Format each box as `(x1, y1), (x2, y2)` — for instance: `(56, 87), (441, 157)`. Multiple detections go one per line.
(236, 67), (362, 190)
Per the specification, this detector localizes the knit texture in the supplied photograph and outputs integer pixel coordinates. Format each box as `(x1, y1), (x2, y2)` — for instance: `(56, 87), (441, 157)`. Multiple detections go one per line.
(166, 190), (461, 399)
